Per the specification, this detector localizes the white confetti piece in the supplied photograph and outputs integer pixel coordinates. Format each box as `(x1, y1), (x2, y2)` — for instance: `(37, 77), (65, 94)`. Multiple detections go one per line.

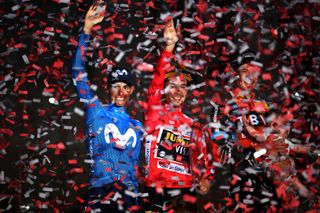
(42, 187), (53, 192)
(74, 107), (84, 116)
(26, 177), (35, 185)
(11, 5), (20, 11)
(243, 27), (255, 34)
(61, 115), (71, 119)
(126, 34), (133, 44)
(29, 159), (39, 165)
(124, 190), (138, 198)
(22, 54), (29, 64)
(43, 30), (54, 36)
(38, 192), (48, 199)
(115, 51), (125, 62)
(84, 159), (95, 164)
(63, 125), (73, 130)
(197, 153), (204, 160)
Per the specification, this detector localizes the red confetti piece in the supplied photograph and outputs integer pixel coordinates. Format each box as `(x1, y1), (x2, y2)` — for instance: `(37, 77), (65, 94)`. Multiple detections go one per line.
(262, 73), (272, 80)
(68, 159), (77, 165)
(76, 196), (85, 203)
(183, 194), (197, 204)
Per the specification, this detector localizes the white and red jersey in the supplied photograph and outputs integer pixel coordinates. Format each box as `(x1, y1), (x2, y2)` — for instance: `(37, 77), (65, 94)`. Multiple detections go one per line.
(144, 50), (209, 188)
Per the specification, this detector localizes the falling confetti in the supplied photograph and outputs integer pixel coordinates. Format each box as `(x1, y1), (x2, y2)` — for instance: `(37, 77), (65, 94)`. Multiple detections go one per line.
(0, 0), (319, 212)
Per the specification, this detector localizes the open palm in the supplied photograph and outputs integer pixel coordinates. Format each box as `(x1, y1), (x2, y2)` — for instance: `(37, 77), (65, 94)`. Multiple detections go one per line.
(83, 3), (106, 34)
(164, 18), (179, 52)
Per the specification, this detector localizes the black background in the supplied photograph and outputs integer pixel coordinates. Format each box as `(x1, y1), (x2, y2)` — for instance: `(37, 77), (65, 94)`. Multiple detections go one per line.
(0, 0), (319, 212)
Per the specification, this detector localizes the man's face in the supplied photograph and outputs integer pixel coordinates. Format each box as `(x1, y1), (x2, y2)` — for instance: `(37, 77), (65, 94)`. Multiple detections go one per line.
(238, 63), (261, 90)
(109, 82), (134, 107)
(165, 74), (188, 107)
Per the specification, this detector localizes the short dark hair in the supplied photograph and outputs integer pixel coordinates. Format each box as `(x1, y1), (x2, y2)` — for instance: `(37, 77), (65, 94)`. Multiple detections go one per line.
(166, 60), (204, 86)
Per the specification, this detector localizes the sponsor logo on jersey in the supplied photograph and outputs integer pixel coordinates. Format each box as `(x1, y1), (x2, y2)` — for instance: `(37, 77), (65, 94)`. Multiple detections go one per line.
(157, 161), (191, 175)
(104, 123), (137, 148)
(236, 111), (266, 141)
(155, 127), (191, 167)
(236, 112), (266, 126)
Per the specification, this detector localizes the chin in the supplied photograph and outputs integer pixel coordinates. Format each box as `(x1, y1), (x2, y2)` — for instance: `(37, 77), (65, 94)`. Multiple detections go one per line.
(114, 101), (126, 107)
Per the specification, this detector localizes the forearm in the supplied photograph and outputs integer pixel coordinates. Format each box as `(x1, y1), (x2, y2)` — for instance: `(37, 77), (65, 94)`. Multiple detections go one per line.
(72, 33), (90, 78)
(147, 50), (173, 104)
(72, 33), (96, 104)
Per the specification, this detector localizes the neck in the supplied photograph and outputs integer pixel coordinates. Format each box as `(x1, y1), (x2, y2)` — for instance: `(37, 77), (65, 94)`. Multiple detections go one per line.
(166, 102), (183, 112)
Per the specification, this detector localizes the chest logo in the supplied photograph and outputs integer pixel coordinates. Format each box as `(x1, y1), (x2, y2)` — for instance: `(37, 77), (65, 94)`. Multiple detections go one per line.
(104, 123), (137, 148)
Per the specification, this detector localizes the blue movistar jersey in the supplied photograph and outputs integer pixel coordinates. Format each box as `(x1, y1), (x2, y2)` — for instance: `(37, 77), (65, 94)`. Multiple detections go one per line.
(72, 33), (142, 190)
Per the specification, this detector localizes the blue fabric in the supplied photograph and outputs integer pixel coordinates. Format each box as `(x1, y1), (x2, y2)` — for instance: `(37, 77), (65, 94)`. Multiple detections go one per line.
(72, 33), (142, 190)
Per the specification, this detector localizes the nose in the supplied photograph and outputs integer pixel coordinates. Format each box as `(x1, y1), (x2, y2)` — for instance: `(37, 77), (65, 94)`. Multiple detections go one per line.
(174, 86), (185, 95)
(175, 86), (182, 92)
(118, 86), (125, 95)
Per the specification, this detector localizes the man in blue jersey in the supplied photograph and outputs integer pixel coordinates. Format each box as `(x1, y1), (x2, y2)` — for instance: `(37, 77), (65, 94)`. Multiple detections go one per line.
(72, 3), (143, 212)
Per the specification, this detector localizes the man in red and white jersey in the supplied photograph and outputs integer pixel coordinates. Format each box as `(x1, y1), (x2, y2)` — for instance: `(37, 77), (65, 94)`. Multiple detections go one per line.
(143, 18), (212, 212)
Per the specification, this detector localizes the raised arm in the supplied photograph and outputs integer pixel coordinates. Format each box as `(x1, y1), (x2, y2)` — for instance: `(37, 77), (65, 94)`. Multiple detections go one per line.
(72, 3), (106, 113)
(147, 19), (178, 106)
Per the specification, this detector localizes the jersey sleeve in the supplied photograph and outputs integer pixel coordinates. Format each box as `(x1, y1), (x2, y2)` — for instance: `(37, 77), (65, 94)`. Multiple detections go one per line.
(144, 50), (174, 123)
(147, 50), (173, 107)
(71, 33), (104, 123)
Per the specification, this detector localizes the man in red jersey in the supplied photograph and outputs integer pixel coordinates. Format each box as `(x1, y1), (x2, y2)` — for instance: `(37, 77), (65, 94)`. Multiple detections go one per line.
(143, 18), (212, 212)
(210, 51), (281, 212)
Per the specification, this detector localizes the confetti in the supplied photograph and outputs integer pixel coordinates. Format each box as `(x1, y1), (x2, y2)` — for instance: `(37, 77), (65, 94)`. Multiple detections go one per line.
(0, 0), (319, 212)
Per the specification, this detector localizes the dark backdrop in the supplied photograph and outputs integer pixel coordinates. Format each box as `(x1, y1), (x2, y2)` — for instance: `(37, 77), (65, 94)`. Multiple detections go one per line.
(0, 0), (319, 212)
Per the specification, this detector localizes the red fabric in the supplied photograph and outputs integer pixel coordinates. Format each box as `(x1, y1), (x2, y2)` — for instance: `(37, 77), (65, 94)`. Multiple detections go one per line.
(144, 51), (209, 188)
(234, 95), (268, 148)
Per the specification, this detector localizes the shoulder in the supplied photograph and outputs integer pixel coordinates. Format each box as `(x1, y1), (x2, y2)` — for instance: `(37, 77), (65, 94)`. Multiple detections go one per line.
(130, 118), (144, 130)
(182, 113), (194, 123)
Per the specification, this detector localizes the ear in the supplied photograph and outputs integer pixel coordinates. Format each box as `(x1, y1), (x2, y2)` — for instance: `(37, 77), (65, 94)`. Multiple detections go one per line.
(129, 86), (134, 95)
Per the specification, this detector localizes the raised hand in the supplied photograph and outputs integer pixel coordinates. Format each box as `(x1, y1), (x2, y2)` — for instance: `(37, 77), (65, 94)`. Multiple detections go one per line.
(163, 18), (179, 52)
(83, 1), (106, 34)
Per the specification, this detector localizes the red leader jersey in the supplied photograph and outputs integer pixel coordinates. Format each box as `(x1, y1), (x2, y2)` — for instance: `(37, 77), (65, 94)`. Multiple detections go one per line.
(144, 50), (210, 188)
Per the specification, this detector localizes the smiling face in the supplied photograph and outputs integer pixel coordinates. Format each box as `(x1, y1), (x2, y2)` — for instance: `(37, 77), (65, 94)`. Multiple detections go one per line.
(165, 74), (188, 108)
(109, 82), (134, 107)
(238, 63), (261, 90)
